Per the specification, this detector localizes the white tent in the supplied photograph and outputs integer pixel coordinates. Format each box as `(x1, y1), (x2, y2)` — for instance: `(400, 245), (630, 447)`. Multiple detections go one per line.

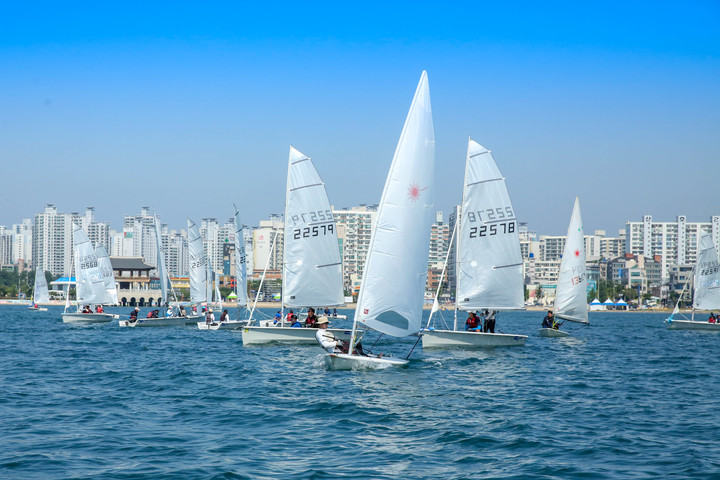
(589, 298), (605, 311)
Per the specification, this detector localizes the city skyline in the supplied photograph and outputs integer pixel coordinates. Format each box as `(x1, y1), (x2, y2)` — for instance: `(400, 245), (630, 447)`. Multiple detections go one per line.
(2, 3), (718, 234)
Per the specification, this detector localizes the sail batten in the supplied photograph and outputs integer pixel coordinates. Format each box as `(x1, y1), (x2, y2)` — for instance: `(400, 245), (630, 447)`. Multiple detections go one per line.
(355, 71), (435, 337)
(283, 146), (344, 308)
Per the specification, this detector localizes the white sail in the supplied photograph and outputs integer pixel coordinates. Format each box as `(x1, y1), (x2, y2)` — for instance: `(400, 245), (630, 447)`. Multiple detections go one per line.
(693, 233), (720, 311)
(153, 215), (168, 305)
(355, 71), (435, 338)
(215, 279), (222, 311)
(72, 224), (106, 305)
(282, 146), (344, 308)
(456, 139), (524, 311)
(554, 198), (588, 323)
(32, 268), (50, 304)
(95, 245), (118, 305)
(187, 219), (207, 303)
(233, 205), (248, 307)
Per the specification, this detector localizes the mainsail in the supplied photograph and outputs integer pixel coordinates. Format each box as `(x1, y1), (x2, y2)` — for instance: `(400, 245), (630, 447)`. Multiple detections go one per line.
(233, 204), (248, 307)
(95, 245), (118, 305)
(282, 146), (344, 308)
(153, 215), (168, 306)
(554, 198), (588, 323)
(187, 219), (207, 303)
(693, 233), (720, 311)
(456, 139), (524, 311)
(354, 71), (435, 338)
(32, 268), (50, 304)
(72, 224), (106, 305)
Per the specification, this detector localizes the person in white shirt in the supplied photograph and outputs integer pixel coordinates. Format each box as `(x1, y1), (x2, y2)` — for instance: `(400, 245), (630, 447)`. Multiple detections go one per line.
(315, 317), (343, 353)
(205, 308), (215, 325)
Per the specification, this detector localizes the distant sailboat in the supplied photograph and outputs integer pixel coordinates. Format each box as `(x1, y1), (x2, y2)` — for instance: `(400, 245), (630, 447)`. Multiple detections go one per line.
(28, 268), (49, 311)
(242, 146), (349, 344)
(62, 224), (115, 323)
(422, 139), (527, 348)
(539, 198), (588, 337)
(325, 71), (434, 369)
(666, 233), (720, 330)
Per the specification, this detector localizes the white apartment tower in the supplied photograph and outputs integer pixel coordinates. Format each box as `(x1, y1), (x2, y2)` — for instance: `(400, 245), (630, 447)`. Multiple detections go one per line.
(33, 204), (73, 276)
(333, 205), (377, 291)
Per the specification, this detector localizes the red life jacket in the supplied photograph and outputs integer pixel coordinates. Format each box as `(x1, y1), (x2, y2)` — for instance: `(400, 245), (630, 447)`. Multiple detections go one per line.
(466, 316), (479, 328)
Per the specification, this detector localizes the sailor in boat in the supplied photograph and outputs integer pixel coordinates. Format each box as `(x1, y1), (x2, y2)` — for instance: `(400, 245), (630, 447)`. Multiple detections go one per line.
(166, 306), (174, 317)
(305, 307), (319, 328)
(289, 314), (303, 328)
(179, 306), (187, 317)
(95, 305), (104, 313)
(483, 310), (497, 333)
(82, 305), (92, 313)
(129, 307), (139, 323)
(147, 309), (160, 318)
(315, 317), (365, 355)
(205, 308), (215, 325)
(273, 311), (282, 324)
(324, 307), (330, 316)
(541, 310), (559, 330)
(709, 313), (716, 324)
(465, 311), (481, 331)
(286, 309), (295, 323)
(219, 309), (229, 323)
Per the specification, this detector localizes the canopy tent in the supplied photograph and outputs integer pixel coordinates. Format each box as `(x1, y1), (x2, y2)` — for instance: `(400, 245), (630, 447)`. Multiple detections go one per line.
(227, 292), (238, 299)
(590, 298), (602, 305)
(615, 298), (628, 310)
(603, 298), (615, 306)
(589, 298), (605, 311)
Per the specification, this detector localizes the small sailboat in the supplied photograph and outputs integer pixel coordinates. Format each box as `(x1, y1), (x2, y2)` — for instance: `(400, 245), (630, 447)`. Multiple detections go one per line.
(120, 214), (188, 327)
(200, 205), (252, 330)
(538, 198), (588, 337)
(422, 139), (527, 348)
(62, 224), (115, 323)
(242, 146), (349, 345)
(28, 268), (50, 311)
(666, 233), (720, 330)
(96, 245), (118, 307)
(325, 71), (434, 370)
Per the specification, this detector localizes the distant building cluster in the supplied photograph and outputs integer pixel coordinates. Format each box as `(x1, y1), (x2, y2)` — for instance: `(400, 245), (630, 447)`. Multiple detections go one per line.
(1, 204), (718, 304)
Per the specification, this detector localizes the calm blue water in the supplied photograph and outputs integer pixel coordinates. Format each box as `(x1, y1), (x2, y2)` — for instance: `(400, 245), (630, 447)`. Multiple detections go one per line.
(1, 306), (719, 479)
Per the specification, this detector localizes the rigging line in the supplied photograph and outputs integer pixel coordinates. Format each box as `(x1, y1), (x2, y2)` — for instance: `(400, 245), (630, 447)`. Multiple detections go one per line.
(366, 333), (382, 354)
(406, 334), (422, 360)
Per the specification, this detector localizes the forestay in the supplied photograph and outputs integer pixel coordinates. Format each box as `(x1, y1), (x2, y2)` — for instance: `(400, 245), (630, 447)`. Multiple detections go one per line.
(355, 70), (435, 338)
(187, 219), (207, 303)
(693, 233), (720, 311)
(72, 224), (106, 305)
(554, 198), (588, 323)
(33, 268), (50, 304)
(456, 139), (524, 312)
(282, 146), (344, 308)
(233, 204), (248, 307)
(96, 245), (118, 305)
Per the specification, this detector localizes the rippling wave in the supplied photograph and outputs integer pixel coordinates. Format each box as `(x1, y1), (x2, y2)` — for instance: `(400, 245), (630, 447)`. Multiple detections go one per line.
(2, 306), (720, 479)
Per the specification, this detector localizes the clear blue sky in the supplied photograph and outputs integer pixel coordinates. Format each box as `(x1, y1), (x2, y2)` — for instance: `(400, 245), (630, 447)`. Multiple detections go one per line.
(1, 1), (718, 235)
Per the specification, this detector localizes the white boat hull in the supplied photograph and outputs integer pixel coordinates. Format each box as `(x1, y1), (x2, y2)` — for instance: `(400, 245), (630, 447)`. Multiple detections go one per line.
(667, 319), (720, 331)
(198, 320), (251, 330)
(62, 312), (115, 323)
(538, 327), (570, 338)
(119, 316), (189, 327)
(241, 326), (352, 345)
(421, 329), (527, 348)
(325, 353), (409, 370)
(28, 307), (48, 312)
(181, 315), (203, 326)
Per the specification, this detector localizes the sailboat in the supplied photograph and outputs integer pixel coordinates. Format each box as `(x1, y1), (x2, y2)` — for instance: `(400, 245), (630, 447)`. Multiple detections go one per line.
(538, 198), (588, 337)
(28, 268), (50, 311)
(96, 245), (118, 307)
(666, 233), (720, 330)
(62, 224), (115, 323)
(325, 70), (434, 370)
(241, 146), (350, 345)
(422, 139), (527, 348)
(199, 206), (252, 330)
(119, 214), (188, 327)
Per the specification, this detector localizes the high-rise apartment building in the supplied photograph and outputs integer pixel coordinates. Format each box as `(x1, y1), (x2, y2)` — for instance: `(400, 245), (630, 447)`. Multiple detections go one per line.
(32, 204), (73, 276)
(625, 215), (720, 281)
(333, 205), (377, 292)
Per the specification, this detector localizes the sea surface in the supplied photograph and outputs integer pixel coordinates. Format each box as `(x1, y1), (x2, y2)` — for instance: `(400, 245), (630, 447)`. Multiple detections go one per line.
(1, 306), (719, 479)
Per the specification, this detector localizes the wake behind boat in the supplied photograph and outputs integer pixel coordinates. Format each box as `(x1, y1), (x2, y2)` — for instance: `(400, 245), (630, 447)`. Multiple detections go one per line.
(422, 139), (527, 349)
(666, 233), (720, 331)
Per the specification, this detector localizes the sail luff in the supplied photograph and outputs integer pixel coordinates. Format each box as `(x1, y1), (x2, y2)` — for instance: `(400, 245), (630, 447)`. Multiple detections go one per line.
(354, 71), (435, 338)
(233, 204), (248, 307)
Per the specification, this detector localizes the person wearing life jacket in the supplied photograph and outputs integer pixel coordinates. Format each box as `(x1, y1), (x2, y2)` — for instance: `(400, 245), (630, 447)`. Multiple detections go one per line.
(95, 305), (104, 313)
(542, 310), (555, 329)
(129, 307), (139, 322)
(305, 307), (319, 328)
(709, 313), (716, 323)
(315, 317), (365, 354)
(465, 311), (481, 331)
(286, 309), (294, 323)
(205, 308), (215, 325)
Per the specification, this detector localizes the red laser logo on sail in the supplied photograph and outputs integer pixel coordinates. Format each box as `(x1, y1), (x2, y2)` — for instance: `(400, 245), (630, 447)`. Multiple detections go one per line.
(407, 183), (427, 202)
